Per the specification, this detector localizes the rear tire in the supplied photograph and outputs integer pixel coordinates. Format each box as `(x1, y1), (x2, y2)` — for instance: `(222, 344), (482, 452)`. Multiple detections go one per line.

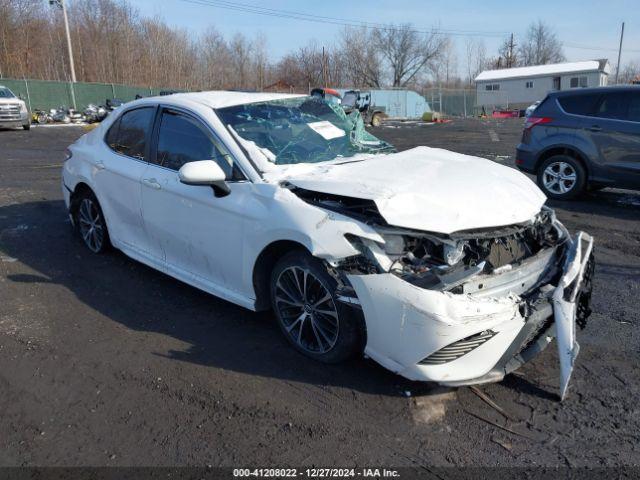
(537, 155), (586, 200)
(270, 250), (364, 364)
(73, 190), (110, 254)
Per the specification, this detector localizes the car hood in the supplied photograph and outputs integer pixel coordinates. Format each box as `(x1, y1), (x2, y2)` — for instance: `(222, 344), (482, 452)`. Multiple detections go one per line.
(269, 146), (546, 234)
(0, 98), (24, 105)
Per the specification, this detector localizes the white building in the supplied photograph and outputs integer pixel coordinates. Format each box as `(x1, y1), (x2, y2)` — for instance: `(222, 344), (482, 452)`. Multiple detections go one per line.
(475, 59), (610, 112)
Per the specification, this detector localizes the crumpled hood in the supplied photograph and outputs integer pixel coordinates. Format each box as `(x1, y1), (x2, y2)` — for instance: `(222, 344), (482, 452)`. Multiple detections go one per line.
(272, 146), (547, 234)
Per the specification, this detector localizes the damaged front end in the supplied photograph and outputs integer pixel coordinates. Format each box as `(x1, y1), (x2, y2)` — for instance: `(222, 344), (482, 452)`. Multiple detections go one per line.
(294, 187), (594, 399)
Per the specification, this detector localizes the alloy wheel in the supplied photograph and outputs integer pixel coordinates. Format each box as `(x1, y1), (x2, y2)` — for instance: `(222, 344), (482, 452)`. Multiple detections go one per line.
(78, 198), (104, 253)
(274, 266), (339, 354)
(542, 161), (577, 194)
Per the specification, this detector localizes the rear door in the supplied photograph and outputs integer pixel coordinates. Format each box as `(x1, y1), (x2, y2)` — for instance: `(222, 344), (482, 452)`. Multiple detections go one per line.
(98, 106), (156, 255)
(583, 90), (640, 186)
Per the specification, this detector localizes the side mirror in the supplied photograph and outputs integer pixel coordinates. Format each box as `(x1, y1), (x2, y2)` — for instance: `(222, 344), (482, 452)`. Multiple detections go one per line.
(178, 160), (230, 197)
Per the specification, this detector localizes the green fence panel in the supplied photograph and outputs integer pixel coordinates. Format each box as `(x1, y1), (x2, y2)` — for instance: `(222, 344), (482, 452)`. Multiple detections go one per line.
(73, 82), (114, 109)
(113, 84), (151, 102)
(27, 79), (74, 111)
(1, 77), (185, 112)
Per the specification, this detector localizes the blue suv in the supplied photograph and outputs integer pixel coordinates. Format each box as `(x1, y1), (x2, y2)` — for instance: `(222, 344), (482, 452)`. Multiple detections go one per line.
(516, 86), (640, 199)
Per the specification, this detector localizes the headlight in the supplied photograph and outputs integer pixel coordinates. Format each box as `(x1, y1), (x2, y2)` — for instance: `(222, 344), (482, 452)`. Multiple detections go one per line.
(380, 234), (405, 256)
(443, 242), (465, 265)
(20, 103), (27, 112)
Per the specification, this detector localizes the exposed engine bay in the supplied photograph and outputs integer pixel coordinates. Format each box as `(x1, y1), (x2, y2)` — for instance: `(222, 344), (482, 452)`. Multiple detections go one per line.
(290, 186), (565, 294)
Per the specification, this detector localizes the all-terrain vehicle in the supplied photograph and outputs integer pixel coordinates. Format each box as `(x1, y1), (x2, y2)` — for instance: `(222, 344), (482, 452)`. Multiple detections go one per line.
(341, 90), (385, 127)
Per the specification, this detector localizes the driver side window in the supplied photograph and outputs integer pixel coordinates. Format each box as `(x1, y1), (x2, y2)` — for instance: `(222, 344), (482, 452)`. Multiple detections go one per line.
(154, 109), (241, 179)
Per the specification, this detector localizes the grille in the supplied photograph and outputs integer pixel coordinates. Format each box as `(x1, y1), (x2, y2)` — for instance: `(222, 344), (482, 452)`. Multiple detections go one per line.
(418, 330), (497, 365)
(0, 103), (22, 121)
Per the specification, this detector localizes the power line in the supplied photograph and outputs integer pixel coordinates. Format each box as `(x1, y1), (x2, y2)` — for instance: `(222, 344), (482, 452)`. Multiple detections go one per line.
(179, 0), (510, 37)
(179, 0), (640, 55)
(563, 41), (640, 54)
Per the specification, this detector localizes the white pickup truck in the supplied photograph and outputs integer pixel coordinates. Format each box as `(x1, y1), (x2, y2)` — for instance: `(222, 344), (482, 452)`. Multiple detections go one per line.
(0, 86), (30, 130)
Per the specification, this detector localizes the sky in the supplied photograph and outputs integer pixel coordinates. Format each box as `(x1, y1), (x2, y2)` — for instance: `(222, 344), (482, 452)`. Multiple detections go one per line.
(131, 0), (640, 74)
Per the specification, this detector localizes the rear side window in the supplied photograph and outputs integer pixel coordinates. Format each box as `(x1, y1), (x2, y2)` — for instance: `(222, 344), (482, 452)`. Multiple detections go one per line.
(557, 94), (601, 116)
(591, 92), (628, 120)
(106, 107), (155, 160)
(628, 93), (640, 123)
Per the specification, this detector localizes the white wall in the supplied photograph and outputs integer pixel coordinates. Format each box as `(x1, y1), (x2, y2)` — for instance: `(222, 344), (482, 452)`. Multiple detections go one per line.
(476, 71), (608, 109)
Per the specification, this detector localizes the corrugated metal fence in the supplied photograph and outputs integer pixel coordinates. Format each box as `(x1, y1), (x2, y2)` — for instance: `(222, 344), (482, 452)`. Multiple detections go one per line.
(0, 78), (180, 111)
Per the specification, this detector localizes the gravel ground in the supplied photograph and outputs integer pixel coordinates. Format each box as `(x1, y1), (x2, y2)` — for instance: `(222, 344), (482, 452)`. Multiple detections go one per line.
(0, 119), (638, 468)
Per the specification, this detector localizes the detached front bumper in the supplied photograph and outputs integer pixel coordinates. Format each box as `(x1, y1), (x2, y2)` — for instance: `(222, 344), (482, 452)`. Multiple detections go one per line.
(346, 231), (594, 399)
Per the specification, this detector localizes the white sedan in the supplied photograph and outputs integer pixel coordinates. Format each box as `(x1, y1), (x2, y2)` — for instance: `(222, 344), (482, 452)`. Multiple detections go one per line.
(62, 92), (594, 399)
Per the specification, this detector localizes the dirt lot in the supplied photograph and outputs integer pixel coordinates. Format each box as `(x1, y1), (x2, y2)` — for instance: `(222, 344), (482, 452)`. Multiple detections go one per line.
(0, 119), (639, 468)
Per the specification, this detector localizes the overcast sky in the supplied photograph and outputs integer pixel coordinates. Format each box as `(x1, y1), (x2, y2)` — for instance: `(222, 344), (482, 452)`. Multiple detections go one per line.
(131, 0), (640, 73)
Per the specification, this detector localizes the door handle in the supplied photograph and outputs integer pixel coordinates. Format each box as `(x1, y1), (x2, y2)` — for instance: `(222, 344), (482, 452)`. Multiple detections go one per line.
(142, 178), (161, 190)
(94, 160), (105, 170)
(588, 125), (602, 132)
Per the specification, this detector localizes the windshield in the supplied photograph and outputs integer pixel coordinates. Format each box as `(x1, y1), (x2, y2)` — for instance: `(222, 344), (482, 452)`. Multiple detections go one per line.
(217, 97), (393, 166)
(0, 87), (16, 99)
(341, 92), (357, 108)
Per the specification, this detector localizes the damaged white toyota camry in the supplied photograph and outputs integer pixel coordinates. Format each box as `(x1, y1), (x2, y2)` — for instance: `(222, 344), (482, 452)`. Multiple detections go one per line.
(62, 92), (594, 399)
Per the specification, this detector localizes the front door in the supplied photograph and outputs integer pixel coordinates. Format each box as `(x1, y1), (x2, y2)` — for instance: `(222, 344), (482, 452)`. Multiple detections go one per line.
(584, 91), (640, 187)
(140, 107), (250, 296)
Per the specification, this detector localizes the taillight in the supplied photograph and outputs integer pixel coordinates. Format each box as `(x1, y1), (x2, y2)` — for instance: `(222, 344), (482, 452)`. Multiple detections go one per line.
(524, 116), (553, 130)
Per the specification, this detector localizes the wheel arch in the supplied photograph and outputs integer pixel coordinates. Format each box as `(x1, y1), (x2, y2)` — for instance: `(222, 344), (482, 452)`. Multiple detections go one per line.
(69, 182), (95, 216)
(252, 240), (312, 311)
(534, 145), (590, 178)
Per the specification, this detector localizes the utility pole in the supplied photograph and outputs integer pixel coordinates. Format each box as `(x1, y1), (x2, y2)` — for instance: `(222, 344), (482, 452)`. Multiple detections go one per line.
(507, 33), (516, 68)
(61, 0), (77, 83)
(322, 46), (327, 86)
(50, 0), (76, 83)
(615, 22), (625, 84)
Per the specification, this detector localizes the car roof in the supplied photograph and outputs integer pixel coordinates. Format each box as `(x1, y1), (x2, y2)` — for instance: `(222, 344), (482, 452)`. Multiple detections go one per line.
(158, 90), (307, 109)
(548, 85), (640, 98)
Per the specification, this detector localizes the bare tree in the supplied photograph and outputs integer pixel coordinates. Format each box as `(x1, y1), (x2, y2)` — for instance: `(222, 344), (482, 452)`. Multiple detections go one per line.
(465, 38), (487, 84)
(251, 32), (269, 91)
(437, 37), (457, 85)
(616, 60), (640, 84)
(519, 20), (565, 66)
(339, 27), (383, 87)
(228, 33), (252, 89)
(373, 24), (445, 87)
(296, 41), (323, 88)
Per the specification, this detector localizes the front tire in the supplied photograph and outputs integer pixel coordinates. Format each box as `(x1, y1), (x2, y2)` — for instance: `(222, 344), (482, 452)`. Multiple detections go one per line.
(74, 191), (110, 253)
(371, 113), (382, 127)
(270, 251), (364, 363)
(23, 123), (30, 131)
(537, 155), (586, 200)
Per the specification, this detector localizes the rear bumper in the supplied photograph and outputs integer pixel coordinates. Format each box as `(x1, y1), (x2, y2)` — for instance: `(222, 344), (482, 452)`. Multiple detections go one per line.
(347, 229), (594, 399)
(515, 143), (537, 173)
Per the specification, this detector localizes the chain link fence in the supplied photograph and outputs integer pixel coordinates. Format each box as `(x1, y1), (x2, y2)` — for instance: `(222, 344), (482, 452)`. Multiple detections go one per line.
(0, 78), (180, 111)
(1, 78), (483, 118)
(422, 88), (478, 117)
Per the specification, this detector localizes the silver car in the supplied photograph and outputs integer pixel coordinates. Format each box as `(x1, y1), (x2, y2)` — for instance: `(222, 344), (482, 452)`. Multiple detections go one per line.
(0, 86), (30, 130)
